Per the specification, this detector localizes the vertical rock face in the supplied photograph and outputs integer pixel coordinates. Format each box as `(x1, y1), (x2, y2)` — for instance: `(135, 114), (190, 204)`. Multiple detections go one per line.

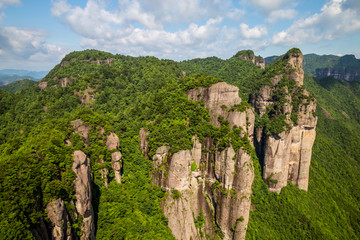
(187, 82), (255, 141)
(139, 128), (150, 157)
(46, 198), (72, 240)
(235, 50), (265, 69)
(152, 82), (255, 240)
(72, 150), (95, 240)
(252, 50), (318, 193)
(106, 132), (122, 183)
(315, 68), (360, 81)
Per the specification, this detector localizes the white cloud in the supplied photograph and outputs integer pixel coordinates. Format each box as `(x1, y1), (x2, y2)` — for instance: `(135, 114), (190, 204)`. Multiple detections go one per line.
(0, 26), (66, 69)
(0, 0), (21, 9)
(354, 51), (360, 59)
(250, 0), (291, 12)
(227, 8), (245, 21)
(267, 8), (297, 23)
(272, 0), (360, 46)
(51, 0), (264, 60)
(51, 0), (71, 17)
(136, 0), (205, 24)
(240, 23), (267, 39)
(78, 17), (223, 56)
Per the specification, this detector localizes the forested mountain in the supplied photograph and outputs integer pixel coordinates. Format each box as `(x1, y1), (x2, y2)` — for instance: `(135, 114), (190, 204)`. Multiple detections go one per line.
(0, 79), (38, 92)
(0, 49), (359, 240)
(266, 53), (360, 82)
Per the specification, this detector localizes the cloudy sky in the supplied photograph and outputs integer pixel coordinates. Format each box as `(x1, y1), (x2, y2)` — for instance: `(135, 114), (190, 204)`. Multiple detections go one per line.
(1, 0), (360, 71)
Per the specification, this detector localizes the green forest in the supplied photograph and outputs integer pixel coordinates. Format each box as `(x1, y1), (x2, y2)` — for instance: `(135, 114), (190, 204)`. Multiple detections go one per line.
(0, 48), (359, 239)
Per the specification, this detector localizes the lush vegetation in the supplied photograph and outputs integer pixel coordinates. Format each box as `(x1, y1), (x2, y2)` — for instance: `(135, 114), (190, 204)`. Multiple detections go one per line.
(0, 48), (359, 239)
(0, 79), (38, 92)
(303, 53), (360, 80)
(247, 74), (360, 239)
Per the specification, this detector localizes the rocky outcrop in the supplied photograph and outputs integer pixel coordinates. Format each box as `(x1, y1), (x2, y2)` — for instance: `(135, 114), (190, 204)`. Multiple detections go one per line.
(139, 128), (150, 157)
(59, 77), (73, 87)
(106, 132), (122, 183)
(235, 50), (265, 69)
(72, 150), (95, 240)
(187, 82), (255, 141)
(152, 82), (255, 240)
(71, 119), (90, 146)
(315, 68), (360, 81)
(154, 137), (254, 240)
(46, 198), (72, 240)
(75, 87), (96, 105)
(38, 81), (47, 89)
(252, 49), (318, 193)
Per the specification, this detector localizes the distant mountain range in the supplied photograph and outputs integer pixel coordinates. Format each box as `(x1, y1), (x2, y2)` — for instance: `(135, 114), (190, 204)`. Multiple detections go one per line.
(265, 54), (360, 81)
(0, 69), (48, 86)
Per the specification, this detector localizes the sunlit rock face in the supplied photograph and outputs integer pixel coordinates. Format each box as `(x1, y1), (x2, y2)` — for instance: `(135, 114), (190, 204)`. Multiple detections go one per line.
(72, 150), (95, 240)
(150, 82), (256, 240)
(252, 50), (318, 193)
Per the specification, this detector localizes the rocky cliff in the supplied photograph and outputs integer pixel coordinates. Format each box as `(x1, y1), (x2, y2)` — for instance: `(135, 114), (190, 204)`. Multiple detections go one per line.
(145, 50), (317, 238)
(251, 49), (317, 193)
(72, 150), (95, 240)
(234, 50), (265, 69)
(45, 121), (123, 240)
(315, 68), (360, 81)
(145, 82), (255, 240)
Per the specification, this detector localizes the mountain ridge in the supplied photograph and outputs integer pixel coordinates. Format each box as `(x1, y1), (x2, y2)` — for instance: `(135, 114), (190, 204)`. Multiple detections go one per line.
(0, 48), (359, 240)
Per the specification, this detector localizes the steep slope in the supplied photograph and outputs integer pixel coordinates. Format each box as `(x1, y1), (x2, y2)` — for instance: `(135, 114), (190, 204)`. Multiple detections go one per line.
(246, 74), (360, 240)
(251, 49), (317, 193)
(0, 48), (359, 240)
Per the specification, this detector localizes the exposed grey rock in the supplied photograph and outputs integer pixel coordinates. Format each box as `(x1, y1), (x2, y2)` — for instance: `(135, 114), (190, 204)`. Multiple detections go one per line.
(46, 198), (72, 240)
(71, 119), (90, 146)
(252, 51), (318, 193)
(72, 151), (95, 240)
(187, 82), (255, 140)
(106, 132), (122, 183)
(139, 128), (150, 157)
(154, 136), (254, 240)
(38, 81), (47, 89)
(315, 68), (360, 81)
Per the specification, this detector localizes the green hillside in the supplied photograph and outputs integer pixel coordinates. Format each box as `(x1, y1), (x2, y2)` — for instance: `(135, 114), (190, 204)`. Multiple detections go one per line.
(0, 49), (359, 239)
(0, 79), (38, 92)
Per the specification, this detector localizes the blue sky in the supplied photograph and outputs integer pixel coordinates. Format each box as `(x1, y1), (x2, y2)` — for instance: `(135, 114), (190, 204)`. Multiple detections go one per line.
(0, 0), (360, 71)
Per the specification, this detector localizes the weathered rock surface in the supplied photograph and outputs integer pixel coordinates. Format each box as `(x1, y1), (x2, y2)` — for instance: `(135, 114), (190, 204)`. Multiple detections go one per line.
(154, 137), (254, 240)
(75, 87), (96, 105)
(139, 128), (150, 157)
(235, 51), (265, 69)
(187, 82), (255, 141)
(106, 132), (122, 183)
(315, 68), (360, 81)
(71, 119), (90, 146)
(38, 81), (47, 89)
(252, 50), (318, 193)
(72, 150), (95, 240)
(152, 82), (256, 240)
(46, 198), (72, 240)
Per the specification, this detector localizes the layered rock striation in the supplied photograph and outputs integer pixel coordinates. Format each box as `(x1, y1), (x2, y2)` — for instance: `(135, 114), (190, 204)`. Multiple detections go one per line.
(72, 150), (95, 240)
(315, 68), (360, 81)
(146, 49), (317, 239)
(252, 49), (317, 193)
(45, 121), (122, 239)
(146, 82), (256, 240)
